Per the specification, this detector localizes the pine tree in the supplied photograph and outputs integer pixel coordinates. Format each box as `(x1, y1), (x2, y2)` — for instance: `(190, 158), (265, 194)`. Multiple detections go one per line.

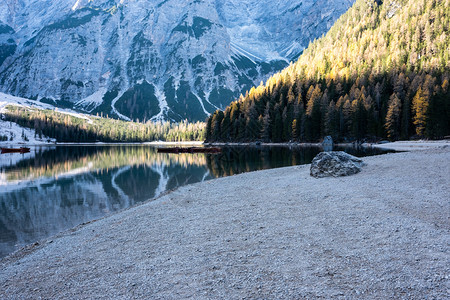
(246, 103), (260, 140)
(292, 119), (299, 141)
(272, 112), (283, 142)
(205, 116), (212, 141)
(220, 111), (231, 141)
(261, 103), (271, 142)
(412, 87), (429, 136)
(352, 98), (367, 141)
(385, 93), (402, 140)
(325, 101), (339, 140)
(305, 85), (322, 141)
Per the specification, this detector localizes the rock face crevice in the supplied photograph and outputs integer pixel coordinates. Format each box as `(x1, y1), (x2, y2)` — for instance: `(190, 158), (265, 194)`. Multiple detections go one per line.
(0, 0), (355, 121)
(310, 151), (366, 178)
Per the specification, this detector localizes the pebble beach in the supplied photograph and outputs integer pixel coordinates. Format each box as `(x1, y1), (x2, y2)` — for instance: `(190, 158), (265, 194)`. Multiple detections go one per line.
(1, 142), (449, 299)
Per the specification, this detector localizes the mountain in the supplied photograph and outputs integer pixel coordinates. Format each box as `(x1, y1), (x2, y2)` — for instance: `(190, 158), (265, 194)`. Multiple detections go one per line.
(0, 22), (16, 67)
(206, 0), (450, 142)
(0, 0), (354, 122)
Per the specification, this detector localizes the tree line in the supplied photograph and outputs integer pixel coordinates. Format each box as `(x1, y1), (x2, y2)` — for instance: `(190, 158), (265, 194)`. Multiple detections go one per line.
(2, 106), (205, 143)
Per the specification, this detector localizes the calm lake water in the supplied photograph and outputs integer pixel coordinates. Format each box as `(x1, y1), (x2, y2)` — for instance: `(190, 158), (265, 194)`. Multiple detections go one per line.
(0, 145), (391, 258)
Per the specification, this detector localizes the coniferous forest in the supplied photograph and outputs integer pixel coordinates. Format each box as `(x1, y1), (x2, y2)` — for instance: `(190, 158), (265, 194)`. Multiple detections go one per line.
(206, 0), (450, 143)
(2, 106), (205, 142)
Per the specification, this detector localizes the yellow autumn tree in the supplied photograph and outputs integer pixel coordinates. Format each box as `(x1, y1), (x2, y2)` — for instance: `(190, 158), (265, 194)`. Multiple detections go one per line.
(412, 87), (429, 136)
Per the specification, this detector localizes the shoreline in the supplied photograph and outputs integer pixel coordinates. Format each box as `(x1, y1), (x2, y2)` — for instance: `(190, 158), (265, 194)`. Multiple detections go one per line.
(370, 140), (450, 151)
(1, 144), (449, 298)
(2, 139), (448, 150)
(0, 141), (205, 147)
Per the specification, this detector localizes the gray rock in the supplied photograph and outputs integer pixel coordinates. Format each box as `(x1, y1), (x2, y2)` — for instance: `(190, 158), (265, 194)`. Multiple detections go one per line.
(310, 151), (365, 178)
(322, 136), (333, 152)
(322, 136), (333, 145)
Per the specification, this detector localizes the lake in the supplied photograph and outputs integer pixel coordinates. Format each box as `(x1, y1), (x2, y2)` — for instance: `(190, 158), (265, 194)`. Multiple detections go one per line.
(0, 144), (391, 258)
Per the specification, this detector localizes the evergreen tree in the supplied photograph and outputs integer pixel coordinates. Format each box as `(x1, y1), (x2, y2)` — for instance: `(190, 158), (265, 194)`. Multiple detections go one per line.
(412, 87), (429, 136)
(272, 112), (283, 143)
(292, 119), (299, 141)
(325, 102), (339, 140)
(220, 111), (231, 141)
(205, 116), (212, 141)
(385, 93), (402, 140)
(261, 103), (272, 142)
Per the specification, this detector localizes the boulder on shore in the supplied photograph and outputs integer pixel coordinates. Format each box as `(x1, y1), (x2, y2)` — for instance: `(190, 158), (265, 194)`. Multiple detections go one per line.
(310, 151), (366, 178)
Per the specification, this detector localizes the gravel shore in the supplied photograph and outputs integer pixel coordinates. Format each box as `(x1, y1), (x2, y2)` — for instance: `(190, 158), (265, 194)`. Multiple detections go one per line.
(1, 147), (449, 299)
(371, 140), (450, 151)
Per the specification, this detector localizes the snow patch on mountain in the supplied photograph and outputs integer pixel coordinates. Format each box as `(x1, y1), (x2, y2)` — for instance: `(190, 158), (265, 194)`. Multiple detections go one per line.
(0, 0), (355, 121)
(151, 85), (170, 122)
(0, 118), (56, 146)
(72, 0), (82, 11)
(230, 42), (263, 64)
(110, 91), (131, 121)
(1, 92), (60, 112)
(75, 88), (108, 113)
(0, 92), (94, 124)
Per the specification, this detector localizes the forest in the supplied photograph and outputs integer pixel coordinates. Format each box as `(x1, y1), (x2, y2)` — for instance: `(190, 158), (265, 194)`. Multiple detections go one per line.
(206, 0), (450, 142)
(2, 106), (205, 143)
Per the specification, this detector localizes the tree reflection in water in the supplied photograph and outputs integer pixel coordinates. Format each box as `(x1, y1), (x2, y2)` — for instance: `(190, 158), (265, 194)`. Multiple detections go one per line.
(0, 145), (390, 257)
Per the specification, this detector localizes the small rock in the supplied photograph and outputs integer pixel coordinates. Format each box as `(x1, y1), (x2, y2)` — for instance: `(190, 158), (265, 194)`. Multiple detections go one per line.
(310, 151), (366, 178)
(322, 136), (333, 152)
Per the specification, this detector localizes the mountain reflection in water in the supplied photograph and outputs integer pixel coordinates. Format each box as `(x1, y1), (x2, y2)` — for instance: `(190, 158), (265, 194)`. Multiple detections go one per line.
(0, 145), (390, 257)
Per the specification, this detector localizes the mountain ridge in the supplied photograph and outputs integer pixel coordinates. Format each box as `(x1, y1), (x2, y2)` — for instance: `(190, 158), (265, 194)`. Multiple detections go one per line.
(0, 0), (354, 122)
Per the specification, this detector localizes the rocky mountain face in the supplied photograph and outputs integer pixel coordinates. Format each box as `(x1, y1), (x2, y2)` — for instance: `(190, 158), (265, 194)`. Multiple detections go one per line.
(0, 0), (354, 122)
(0, 22), (16, 67)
